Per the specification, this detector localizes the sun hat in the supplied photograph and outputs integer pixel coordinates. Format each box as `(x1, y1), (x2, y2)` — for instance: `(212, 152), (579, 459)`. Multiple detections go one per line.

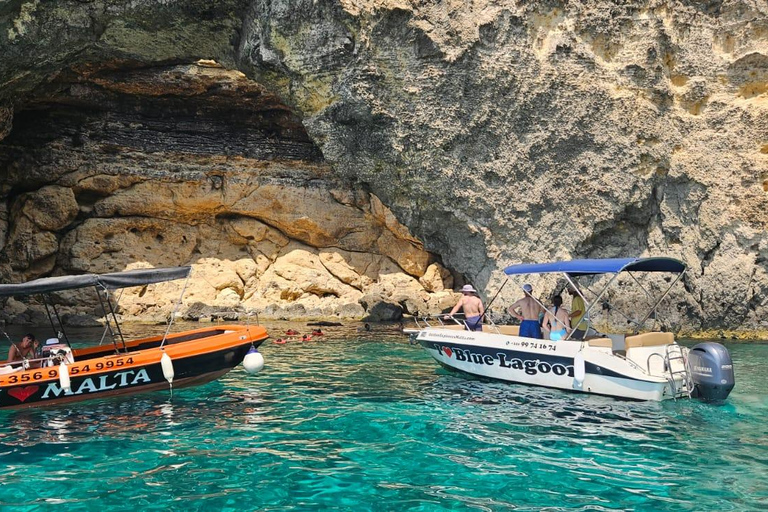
(522, 284), (533, 293)
(460, 284), (477, 294)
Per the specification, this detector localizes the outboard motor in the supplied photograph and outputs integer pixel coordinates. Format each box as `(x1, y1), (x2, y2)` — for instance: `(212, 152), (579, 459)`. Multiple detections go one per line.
(687, 342), (735, 401)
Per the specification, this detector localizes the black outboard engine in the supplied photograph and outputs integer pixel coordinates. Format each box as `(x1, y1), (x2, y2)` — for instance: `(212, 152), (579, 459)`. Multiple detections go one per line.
(688, 342), (735, 401)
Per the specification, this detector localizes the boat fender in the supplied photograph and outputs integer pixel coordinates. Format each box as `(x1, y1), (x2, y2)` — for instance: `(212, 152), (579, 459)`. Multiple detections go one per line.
(160, 352), (175, 384)
(243, 347), (265, 375)
(59, 362), (71, 392)
(573, 352), (585, 389)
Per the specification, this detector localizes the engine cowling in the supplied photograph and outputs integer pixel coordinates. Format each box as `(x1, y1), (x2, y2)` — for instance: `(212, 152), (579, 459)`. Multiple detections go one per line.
(688, 342), (735, 401)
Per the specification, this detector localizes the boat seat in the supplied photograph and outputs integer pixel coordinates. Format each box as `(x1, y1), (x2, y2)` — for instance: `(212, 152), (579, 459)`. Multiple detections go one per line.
(625, 332), (674, 349)
(0, 364), (21, 375)
(487, 325), (520, 336)
(440, 324), (466, 330)
(438, 324), (521, 335)
(586, 337), (613, 348)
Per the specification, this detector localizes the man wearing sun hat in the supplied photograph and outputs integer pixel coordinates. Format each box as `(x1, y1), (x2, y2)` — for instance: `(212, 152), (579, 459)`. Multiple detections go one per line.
(444, 284), (485, 331)
(507, 284), (544, 339)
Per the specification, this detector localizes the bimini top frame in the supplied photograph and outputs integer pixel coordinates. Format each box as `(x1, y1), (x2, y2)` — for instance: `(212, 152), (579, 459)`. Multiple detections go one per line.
(0, 267), (191, 297)
(503, 257), (686, 277)
(502, 257), (687, 340)
(0, 266), (192, 354)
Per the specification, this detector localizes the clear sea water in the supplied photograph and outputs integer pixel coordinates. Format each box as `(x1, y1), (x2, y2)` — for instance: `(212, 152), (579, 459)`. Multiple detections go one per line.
(1, 322), (767, 511)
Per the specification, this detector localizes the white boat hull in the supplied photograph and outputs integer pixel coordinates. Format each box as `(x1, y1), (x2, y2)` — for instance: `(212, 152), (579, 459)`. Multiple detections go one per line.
(417, 328), (684, 401)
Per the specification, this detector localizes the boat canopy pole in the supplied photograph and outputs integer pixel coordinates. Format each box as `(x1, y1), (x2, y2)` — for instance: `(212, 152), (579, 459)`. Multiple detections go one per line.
(1, 330), (23, 360)
(565, 272), (622, 341)
(479, 278), (508, 326)
(95, 286), (118, 352)
(627, 272), (654, 302)
(40, 295), (72, 348)
(577, 280), (647, 331)
(96, 285), (127, 353)
(160, 272), (191, 348)
(633, 269), (686, 334)
(105, 288), (128, 353)
(98, 289), (124, 346)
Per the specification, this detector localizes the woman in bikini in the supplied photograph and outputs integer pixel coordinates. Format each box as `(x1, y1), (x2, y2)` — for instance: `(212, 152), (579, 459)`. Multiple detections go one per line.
(544, 295), (571, 341)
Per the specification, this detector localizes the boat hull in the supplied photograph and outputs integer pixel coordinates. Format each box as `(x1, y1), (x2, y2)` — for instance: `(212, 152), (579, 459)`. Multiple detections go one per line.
(0, 325), (267, 410)
(417, 328), (679, 401)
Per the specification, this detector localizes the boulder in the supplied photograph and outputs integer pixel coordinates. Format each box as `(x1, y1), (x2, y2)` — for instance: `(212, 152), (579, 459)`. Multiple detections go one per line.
(360, 294), (403, 321)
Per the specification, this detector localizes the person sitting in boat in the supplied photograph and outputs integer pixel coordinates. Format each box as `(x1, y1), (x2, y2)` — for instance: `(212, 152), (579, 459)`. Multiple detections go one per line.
(444, 284), (485, 331)
(7, 333), (39, 368)
(508, 284), (544, 339)
(544, 295), (571, 341)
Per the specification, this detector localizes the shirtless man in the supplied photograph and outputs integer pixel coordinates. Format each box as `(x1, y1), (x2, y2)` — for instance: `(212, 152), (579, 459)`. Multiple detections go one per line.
(508, 284), (544, 339)
(7, 333), (38, 368)
(445, 284), (485, 331)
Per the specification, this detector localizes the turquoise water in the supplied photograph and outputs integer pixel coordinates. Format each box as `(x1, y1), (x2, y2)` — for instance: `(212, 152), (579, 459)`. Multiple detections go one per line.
(1, 323), (767, 511)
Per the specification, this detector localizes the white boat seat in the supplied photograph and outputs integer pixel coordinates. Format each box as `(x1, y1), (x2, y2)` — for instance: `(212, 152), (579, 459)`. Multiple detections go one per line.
(488, 325), (520, 336)
(0, 364), (22, 375)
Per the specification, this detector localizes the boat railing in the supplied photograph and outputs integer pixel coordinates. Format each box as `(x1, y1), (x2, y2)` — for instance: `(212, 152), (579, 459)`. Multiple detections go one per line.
(412, 311), (504, 333)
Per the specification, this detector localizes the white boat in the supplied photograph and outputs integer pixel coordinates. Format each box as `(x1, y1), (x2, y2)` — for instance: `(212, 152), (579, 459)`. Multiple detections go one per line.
(410, 257), (735, 401)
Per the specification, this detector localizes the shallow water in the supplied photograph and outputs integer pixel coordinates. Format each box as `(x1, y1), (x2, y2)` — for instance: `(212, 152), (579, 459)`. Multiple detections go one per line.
(1, 322), (767, 511)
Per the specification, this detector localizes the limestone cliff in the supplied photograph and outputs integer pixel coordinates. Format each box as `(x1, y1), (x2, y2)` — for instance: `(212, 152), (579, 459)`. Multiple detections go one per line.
(0, 1), (766, 336)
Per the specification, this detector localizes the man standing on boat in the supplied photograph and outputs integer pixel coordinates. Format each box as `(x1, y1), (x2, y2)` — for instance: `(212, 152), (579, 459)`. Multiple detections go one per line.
(508, 284), (544, 339)
(444, 285), (485, 331)
(567, 286), (589, 340)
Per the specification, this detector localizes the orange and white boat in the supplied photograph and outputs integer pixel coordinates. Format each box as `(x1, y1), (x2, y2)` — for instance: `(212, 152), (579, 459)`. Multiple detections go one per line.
(0, 267), (268, 409)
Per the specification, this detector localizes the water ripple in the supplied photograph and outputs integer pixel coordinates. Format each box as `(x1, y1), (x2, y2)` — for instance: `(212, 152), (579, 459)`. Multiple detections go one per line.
(0, 326), (766, 510)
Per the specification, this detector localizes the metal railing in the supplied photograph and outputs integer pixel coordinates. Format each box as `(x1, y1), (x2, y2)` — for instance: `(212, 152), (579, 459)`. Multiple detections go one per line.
(412, 311), (503, 332)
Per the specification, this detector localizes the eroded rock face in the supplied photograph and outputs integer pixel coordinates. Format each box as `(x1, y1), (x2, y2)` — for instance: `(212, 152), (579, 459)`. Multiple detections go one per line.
(0, 62), (456, 321)
(0, 1), (767, 335)
(239, 0), (768, 335)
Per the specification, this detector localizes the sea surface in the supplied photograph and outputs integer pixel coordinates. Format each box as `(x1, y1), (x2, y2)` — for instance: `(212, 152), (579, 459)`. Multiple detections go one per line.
(0, 321), (766, 511)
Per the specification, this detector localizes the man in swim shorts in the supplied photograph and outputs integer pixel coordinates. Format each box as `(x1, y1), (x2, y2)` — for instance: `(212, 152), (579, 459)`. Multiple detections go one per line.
(445, 284), (485, 331)
(508, 284), (544, 339)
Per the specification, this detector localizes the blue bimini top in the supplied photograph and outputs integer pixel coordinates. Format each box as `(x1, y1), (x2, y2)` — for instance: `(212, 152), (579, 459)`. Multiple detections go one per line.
(502, 257), (686, 277)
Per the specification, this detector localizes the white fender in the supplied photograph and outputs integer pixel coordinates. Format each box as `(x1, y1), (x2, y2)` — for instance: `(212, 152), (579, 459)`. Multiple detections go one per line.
(573, 352), (585, 389)
(243, 348), (264, 375)
(59, 362), (71, 392)
(160, 352), (175, 384)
